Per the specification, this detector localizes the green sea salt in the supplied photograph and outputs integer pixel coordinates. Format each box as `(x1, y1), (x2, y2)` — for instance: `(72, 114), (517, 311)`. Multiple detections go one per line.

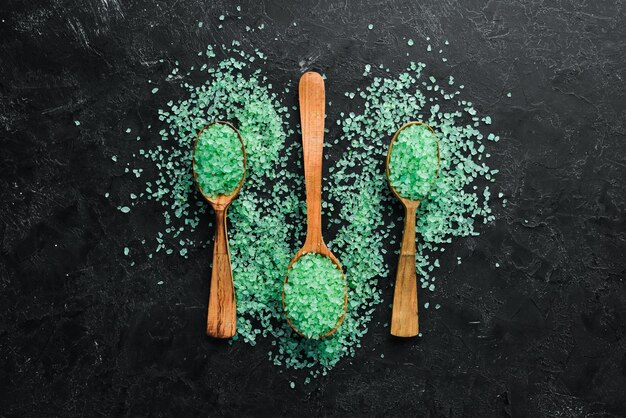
(283, 253), (345, 339)
(388, 124), (439, 201)
(135, 39), (497, 382)
(193, 123), (244, 198)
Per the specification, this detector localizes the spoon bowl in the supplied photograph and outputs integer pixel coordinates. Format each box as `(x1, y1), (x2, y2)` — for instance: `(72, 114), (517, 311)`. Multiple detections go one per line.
(192, 121), (246, 339)
(385, 121), (439, 337)
(281, 72), (348, 339)
(282, 244), (347, 339)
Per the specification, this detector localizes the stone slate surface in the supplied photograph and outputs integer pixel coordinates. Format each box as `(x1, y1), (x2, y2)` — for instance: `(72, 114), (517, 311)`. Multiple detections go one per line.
(1, 0), (625, 416)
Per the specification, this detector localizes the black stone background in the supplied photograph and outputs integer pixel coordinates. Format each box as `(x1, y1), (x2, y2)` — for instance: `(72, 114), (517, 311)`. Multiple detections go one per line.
(1, 0), (625, 416)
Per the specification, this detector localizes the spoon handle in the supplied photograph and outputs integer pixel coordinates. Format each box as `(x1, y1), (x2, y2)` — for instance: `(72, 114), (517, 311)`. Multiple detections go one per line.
(391, 202), (420, 337)
(299, 72), (326, 251)
(207, 207), (237, 338)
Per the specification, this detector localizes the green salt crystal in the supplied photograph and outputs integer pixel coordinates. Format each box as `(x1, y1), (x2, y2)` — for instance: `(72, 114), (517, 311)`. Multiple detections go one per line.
(283, 253), (345, 339)
(388, 124), (439, 201)
(119, 206), (130, 213)
(368, 23), (373, 30)
(193, 123), (244, 198)
(123, 247), (129, 256)
(151, 87), (159, 94)
(407, 39), (414, 46)
(74, 120), (80, 126)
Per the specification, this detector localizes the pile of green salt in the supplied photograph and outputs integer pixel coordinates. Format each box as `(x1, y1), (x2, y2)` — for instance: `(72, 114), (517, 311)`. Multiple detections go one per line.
(193, 123), (244, 198)
(388, 123), (439, 200)
(283, 253), (345, 339)
(128, 38), (499, 382)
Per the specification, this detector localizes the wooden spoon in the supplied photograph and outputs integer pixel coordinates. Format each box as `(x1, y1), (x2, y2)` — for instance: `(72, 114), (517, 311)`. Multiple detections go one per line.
(281, 71), (348, 339)
(192, 121), (246, 339)
(385, 121), (440, 337)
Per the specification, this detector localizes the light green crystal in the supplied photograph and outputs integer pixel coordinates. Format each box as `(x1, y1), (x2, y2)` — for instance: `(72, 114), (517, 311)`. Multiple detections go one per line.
(388, 123), (439, 200)
(193, 123), (244, 198)
(284, 253), (345, 339)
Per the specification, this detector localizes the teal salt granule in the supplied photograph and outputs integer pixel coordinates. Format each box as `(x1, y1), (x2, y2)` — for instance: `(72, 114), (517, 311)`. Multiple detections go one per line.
(193, 123), (244, 198)
(283, 253), (345, 339)
(388, 123), (439, 200)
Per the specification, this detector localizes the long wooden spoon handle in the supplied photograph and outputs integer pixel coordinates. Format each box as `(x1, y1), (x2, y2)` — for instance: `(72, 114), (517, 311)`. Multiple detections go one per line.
(299, 72), (326, 250)
(207, 208), (236, 338)
(391, 203), (420, 337)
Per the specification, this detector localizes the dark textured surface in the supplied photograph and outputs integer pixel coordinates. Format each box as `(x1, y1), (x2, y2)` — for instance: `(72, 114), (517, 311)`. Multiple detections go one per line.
(1, 0), (626, 416)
